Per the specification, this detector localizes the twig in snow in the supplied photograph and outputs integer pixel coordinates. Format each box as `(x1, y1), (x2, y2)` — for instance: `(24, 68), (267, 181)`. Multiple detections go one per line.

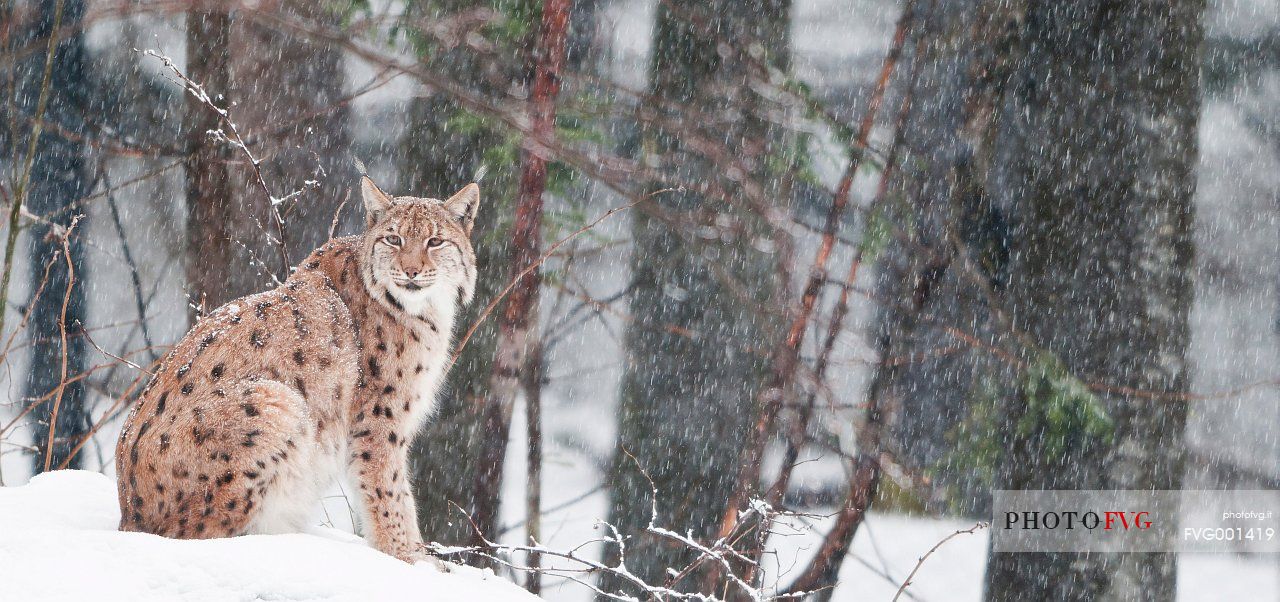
(442, 459), (813, 602)
(622, 449), (816, 600)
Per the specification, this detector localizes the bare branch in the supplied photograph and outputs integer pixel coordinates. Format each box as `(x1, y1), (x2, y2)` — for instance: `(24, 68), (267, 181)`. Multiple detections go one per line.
(42, 214), (81, 472)
(143, 48), (292, 279)
(449, 187), (679, 369)
(892, 522), (989, 601)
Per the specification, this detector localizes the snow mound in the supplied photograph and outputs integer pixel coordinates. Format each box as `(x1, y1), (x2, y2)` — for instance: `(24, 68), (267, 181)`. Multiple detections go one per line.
(0, 470), (541, 602)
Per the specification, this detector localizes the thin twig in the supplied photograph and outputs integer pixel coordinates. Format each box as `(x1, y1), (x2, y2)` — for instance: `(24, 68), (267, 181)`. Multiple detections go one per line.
(79, 320), (151, 375)
(449, 187), (677, 369)
(329, 188), (351, 239)
(144, 49), (291, 279)
(101, 162), (156, 360)
(43, 214), (80, 472)
(891, 522), (989, 601)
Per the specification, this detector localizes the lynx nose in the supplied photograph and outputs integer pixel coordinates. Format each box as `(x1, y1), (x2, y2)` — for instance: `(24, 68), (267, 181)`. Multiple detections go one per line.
(404, 268), (420, 278)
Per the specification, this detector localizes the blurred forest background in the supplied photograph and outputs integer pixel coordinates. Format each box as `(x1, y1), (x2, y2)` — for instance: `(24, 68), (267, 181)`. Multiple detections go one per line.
(1, 0), (1277, 600)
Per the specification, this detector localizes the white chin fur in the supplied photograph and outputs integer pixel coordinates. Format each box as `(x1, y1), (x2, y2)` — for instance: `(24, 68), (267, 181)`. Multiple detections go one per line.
(386, 282), (454, 315)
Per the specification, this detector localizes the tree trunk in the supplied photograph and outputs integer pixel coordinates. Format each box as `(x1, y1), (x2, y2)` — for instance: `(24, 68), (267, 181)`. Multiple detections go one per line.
(471, 0), (573, 548)
(984, 1), (1202, 600)
(873, 0), (1022, 515)
(187, 1), (351, 309)
(184, 7), (233, 319)
(604, 0), (791, 595)
(20, 0), (90, 473)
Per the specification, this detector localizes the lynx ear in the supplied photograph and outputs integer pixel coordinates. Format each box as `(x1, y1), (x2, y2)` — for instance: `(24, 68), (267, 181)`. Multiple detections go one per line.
(443, 183), (480, 235)
(361, 176), (394, 226)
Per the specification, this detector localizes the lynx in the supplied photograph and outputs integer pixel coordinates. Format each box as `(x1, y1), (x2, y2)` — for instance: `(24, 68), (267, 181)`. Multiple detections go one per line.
(115, 175), (480, 569)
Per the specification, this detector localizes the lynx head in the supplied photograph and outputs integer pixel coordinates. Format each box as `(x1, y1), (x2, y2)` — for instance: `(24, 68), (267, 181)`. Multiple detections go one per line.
(359, 176), (480, 314)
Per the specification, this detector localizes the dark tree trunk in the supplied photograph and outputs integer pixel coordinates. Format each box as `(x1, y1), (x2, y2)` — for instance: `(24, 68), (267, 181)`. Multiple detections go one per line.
(472, 0), (573, 548)
(184, 7), (234, 319)
(20, 0), (91, 473)
(873, 0), (1022, 515)
(984, 1), (1202, 600)
(189, 1), (351, 308)
(604, 0), (791, 595)
(469, 4), (573, 591)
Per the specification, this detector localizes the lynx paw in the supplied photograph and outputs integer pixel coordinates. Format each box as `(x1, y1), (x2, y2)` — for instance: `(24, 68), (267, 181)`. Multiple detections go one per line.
(396, 543), (452, 573)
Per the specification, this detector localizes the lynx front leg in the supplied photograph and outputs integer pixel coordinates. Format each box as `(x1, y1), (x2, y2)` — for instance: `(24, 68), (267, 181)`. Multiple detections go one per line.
(347, 403), (448, 571)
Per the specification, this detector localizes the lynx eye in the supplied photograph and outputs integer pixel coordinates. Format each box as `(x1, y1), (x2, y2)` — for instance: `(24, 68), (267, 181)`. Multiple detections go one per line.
(383, 234), (403, 247)
(427, 237), (444, 248)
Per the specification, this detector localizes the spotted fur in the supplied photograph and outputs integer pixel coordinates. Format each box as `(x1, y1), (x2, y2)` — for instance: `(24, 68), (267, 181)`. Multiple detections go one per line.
(116, 178), (481, 569)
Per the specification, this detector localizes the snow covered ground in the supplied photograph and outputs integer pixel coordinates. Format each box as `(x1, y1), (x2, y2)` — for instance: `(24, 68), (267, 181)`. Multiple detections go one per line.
(0, 471), (540, 602)
(2, 467), (1275, 601)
